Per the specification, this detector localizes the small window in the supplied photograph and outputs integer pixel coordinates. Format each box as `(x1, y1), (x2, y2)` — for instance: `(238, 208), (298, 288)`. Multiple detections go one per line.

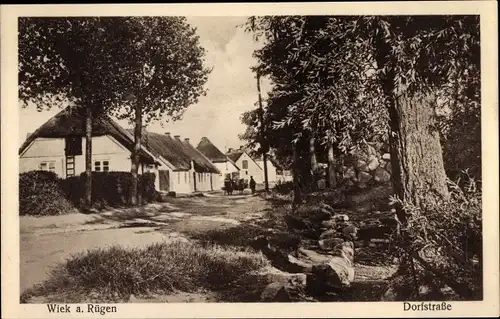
(39, 161), (56, 173)
(178, 172), (181, 184)
(185, 172), (188, 183)
(103, 161), (109, 172)
(198, 173), (201, 183)
(94, 161), (101, 172)
(246, 171), (248, 175)
(242, 160), (248, 169)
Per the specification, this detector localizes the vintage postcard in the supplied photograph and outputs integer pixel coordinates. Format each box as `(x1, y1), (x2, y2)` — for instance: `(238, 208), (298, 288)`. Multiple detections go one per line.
(1, 1), (499, 318)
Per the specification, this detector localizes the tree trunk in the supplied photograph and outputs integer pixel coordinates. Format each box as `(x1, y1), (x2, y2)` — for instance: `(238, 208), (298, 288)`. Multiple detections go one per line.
(292, 136), (314, 207)
(292, 143), (303, 207)
(84, 106), (93, 209)
(374, 25), (449, 224)
(388, 91), (450, 212)
(309, 137), (318, 191)
(327, 143), (337, 189)
(130, 102), (142, 206)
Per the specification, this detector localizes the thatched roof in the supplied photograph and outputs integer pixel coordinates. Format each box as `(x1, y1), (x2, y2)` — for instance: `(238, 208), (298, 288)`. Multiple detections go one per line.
(226, 150), (244, 163)
(130, 131), (191, 171)
(196, 137), (227, 163)
(128, 131), (219, 173)
(18, 106), (156, 164)
(177, 137), (220, 174)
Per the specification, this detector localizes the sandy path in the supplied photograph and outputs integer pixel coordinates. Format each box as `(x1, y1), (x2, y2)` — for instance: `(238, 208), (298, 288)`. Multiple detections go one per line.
(20, 194), (269, 293)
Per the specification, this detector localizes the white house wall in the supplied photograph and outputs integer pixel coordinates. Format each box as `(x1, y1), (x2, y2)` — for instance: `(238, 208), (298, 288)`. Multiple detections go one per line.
(19, 135), (219, 195)
(255, 159), (278, 184)
(235, 152), (263, 184)
(20, 136), (133, 178)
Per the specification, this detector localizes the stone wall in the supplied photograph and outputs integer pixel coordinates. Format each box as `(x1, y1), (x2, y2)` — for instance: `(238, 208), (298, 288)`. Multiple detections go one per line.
(340, 145), (392, 189)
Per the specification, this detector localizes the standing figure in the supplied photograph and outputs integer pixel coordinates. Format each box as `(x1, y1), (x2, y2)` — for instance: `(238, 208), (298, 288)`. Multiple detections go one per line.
(224, 178), (233, 196)
(249, 176), (256, 194)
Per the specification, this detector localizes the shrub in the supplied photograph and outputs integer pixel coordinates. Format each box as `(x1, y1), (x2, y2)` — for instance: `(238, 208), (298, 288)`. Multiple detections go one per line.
(60, 172), (157, 208)
(23, 241), (269, 302)
(273, 181), (294, 195)
(389, 172), (482, 300)
(19, 171), (74, 216)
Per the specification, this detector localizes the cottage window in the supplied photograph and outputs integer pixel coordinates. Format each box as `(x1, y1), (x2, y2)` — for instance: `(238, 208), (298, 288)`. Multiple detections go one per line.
(103, 161), (109, 172)
(39, 161), (56, 173)
(184, 172), (188, 183)
(94, 161), (109, 172)
(178, 172), (181, 184)
(242, 160), (248, 169)
(198, 173), (201, 183)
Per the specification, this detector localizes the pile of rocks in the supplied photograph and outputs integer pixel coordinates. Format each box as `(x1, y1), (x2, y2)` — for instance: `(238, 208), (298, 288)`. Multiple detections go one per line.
(342, 149), (392, 189)
(259, 204), (359, 301)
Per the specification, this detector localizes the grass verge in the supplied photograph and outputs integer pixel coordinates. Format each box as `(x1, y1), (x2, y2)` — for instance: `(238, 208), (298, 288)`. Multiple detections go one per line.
(21, 241), (269, 303)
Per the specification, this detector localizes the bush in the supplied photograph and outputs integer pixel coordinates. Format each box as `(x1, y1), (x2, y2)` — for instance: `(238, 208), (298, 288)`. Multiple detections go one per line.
(19, 171), (74, 216)
(60, 172), (157, 208)
(389, 172), (482, 300)
(22, 241), (269, 302)
(273, 181), (294, 195)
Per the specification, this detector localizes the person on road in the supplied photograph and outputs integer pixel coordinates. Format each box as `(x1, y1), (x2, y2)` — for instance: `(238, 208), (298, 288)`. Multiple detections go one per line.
(249, 176), (256, 194)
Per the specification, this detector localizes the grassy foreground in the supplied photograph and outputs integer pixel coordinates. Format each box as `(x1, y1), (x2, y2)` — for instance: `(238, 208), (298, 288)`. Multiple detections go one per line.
(21, 241), (269, 303)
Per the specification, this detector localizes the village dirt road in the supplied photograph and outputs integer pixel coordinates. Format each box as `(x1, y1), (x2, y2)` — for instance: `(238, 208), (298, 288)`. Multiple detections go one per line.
(20, 192), (271, 294)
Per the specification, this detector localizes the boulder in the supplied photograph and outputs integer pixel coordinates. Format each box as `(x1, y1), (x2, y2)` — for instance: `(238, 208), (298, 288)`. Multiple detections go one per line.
(367, 156), (380, 171)
(385, 161), (392, 174)
(319, 237), (345, 251)
(344, 167), (356, 179)
(262, 267), (307, 285)
(261, 275), (310, 302)
(382, 153), (391, 161)
(319, 228), (338, 239)
(333, 214), (349, 222)
(321, 219), (337, 229)
(374, 167), (391, 183)
(342, 225), (358, 240)
(260, 282), (292, 302)
(355, 159), (367, 171)
(308, 242), (355, 290)
(358, 171), (372, 183)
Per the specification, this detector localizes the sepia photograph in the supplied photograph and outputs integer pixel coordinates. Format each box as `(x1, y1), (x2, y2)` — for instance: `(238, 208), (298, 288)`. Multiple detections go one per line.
(1, 2), (499, 318)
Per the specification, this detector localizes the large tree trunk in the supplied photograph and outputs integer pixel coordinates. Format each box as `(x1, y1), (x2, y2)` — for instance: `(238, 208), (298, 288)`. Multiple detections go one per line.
(327, 143), (337, 189)
(374, 25), (449, 224)
(388, 91), (450, 214)
(130, 102), (142, 206)
(84, 106), (93, 209)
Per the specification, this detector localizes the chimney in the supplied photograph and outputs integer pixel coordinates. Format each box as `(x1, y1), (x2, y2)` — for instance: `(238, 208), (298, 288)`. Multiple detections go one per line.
(165, 132), (171, 137)
(184, 138), (190, 143)
(228, 148), (233, 153)
(174, 135), (181, 140)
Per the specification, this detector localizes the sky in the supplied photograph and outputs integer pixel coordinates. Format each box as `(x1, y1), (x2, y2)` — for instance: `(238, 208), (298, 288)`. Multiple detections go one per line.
(18, 16), (271, 153)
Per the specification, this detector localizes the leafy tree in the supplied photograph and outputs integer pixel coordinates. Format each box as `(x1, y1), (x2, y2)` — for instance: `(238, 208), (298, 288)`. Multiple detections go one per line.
(18, 17), (130, 208)
(246, 15), (481, 298)
(245, 16), (387, 202)
(106, 17), (210, 205)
